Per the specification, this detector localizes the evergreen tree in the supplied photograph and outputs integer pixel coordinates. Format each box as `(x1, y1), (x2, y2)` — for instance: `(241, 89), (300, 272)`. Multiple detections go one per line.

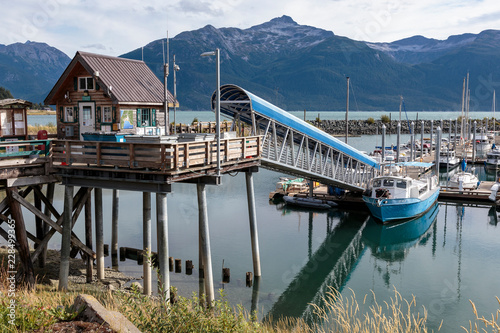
(0, 87), (13, 99)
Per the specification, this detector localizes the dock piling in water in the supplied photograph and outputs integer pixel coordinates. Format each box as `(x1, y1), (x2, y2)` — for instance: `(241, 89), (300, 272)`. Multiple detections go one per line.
(197, 183), (214, 305)
(156, 192), (170, 302)
(143, 192), (152, 295)
(59, 185), (73, 291)
(246, 171), (261, 277)
(95, 187), (105, 280)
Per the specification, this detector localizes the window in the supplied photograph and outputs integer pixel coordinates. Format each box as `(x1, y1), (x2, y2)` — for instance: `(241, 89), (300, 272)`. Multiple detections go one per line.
(396, 180), (407, 189)
(0, 110), (13, 136)
(64, 106), (74, 122)
(79, 77), (94, 90)
(137, 108), (156, 127)
(383, 179), (394, 187)
(102, 106), (112, 123)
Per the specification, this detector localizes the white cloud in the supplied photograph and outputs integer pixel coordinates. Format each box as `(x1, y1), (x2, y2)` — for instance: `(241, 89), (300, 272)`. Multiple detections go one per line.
(0, 0), (499, 57)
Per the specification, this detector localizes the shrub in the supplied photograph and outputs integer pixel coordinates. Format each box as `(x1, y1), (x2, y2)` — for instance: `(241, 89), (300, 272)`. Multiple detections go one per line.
(380, 114), (391, 124)
(366, 117), (375, 124)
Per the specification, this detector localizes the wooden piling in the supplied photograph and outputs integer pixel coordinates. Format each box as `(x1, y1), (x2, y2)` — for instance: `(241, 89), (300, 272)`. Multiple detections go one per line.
(197, 183), (214, 305)
(175, 259), (182, 273)
(95, 187), (105, 280)
(143, 192), (152, 295)
(246, 272), (253, 287)
(34, 186), (44, 267)
(169, 256), (174, 271)
(156, 192), (170, 301)
(222, 267), (230, 283)
(84, 192), (93, 283)
(111, 189), (119, 256)
(6, 188), (34, 289)
(245, 171), (261, 277)
(186, 260), (193, 275)
(58, 185), (73, 291)
(111, 189), (119, 267)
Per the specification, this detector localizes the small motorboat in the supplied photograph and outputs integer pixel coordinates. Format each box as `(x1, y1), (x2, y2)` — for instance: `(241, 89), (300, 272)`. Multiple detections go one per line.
(484, 148), (500, 171)
(282, 195), (337, 209)
(362, 172), (440, 223)
(439, 148), (460, 169)
(447, 159), (479, 190)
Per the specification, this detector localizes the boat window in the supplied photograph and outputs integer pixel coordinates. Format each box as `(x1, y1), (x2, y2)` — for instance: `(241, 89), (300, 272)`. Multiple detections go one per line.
(373, 180), (381, 187)
(383, 179), (394, 187)
(396, 180), (407, 189)
(419, 185), (428, 195)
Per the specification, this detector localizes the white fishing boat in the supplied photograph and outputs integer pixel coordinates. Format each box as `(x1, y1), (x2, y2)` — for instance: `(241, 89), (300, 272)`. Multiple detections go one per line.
(282, 195), (337, 209)
(439, 148), (460, 168)
(484, 148), (500, 171)
(475, 134), (491, 157)
(362, 168), (440, 223)
(447, 159), (479, 190)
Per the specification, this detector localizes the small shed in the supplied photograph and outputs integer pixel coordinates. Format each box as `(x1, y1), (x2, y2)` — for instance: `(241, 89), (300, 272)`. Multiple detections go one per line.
(0, 99), (31, 141)
(44, 51), (177, 140)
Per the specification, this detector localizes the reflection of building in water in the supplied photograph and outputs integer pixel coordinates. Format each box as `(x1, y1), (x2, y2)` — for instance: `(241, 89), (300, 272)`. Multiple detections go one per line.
(361, 203), (439, 287)
(266, 210), (369, 322)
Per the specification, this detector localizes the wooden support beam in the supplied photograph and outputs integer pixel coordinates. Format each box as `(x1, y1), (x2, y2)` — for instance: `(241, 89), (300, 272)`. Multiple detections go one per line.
(34, 185), (45, 268)
(10, 190), (93, 258)
(85, 191), (93, 283)
(42, 183), (55, 268)
(95, 187), (104, 280)
(6, 188), (35, 289)
(59, 185), (73, 291)
(32, 184), (61, 221)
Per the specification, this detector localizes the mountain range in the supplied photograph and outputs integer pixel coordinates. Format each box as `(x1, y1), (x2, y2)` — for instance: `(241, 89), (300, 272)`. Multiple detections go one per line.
(1, 16), (500, 111)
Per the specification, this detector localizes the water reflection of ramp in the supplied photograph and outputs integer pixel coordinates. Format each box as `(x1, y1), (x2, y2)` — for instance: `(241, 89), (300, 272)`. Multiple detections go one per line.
(266, 211), (369, 320)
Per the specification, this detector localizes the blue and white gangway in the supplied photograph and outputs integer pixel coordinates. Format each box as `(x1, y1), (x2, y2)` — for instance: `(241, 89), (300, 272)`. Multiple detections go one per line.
(210, 84), (380, 191)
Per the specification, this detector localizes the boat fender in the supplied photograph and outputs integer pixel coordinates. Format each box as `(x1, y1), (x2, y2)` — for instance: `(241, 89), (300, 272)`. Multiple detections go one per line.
(489, 183), (500, 202)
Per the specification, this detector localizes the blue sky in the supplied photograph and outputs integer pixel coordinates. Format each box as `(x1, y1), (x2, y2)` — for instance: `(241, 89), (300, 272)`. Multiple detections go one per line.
(1, 0), (499, 57)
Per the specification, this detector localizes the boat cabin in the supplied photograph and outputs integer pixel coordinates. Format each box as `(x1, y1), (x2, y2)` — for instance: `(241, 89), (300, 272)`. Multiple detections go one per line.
(368, 176), (432, 200)
(44, 51), (177, 140)
(0, 99), (31, 141)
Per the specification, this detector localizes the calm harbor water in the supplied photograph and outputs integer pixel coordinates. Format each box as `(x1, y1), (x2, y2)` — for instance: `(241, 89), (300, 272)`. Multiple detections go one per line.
(22, 111), (500, 331)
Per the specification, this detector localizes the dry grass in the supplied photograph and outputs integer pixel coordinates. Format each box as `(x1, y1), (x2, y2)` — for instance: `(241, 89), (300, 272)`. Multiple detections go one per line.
(27, 123), (57, 135)
(462, 298), (500, 332)
(306, 287), (437, 333)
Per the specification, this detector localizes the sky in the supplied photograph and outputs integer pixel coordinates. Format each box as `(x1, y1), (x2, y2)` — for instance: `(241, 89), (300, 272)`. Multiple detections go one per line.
(1, 0), (500, 57)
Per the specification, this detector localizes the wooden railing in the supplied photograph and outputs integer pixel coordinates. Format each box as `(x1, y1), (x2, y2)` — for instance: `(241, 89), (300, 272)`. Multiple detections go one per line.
(0, 139), (51, 159)
(51, 136), (261, 174)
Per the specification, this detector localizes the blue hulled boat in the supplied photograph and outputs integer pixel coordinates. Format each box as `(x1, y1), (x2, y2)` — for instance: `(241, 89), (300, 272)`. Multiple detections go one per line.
(362, 174), (440, 223)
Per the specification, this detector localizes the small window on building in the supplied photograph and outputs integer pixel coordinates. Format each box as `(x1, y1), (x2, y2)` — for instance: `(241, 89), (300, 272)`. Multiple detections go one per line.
(137, 108), (156, 127)
(102, 106), (112, 123)
(79, 77), (94, 90)
(64, 106), (74, 122)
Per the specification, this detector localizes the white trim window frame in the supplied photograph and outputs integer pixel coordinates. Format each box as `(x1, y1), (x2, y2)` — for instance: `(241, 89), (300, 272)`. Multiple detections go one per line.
(102, 106), (112, 123)
(79, 77), (95, 90)
(64, 106), (74, 122)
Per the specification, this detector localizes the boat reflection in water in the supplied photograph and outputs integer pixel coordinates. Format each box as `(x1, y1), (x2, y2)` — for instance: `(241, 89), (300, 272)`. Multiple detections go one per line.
(266, 202), (439, 324)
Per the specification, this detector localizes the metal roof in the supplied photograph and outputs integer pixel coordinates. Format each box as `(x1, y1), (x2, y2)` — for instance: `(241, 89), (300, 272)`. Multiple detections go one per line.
(214, 84), (379, 168)
(0, 99), (32, 108)
(45, 51), (176, 106)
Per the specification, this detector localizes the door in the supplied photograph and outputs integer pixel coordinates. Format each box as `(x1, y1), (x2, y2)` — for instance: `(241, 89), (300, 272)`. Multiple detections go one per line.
(79, 102), (95, 139)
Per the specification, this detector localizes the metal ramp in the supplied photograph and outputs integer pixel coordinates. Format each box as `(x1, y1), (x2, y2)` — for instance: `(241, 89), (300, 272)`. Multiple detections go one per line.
(213, 84), (380, 191)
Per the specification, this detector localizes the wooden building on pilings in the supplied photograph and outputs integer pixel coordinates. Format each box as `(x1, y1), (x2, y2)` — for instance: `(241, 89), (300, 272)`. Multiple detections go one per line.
(44, 51), (178, 140)
(0, 120), (262, 304)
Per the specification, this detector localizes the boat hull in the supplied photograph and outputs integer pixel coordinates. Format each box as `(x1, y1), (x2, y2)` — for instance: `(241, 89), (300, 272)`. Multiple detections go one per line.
(362, 188), (440, 223)
(283, 195), (332, 209)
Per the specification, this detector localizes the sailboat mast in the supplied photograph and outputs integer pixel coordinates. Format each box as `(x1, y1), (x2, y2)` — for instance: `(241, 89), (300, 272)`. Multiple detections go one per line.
(461, 77), (465, 142)
(399, 95), (403, 123)
(494, 90), (496, 144)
